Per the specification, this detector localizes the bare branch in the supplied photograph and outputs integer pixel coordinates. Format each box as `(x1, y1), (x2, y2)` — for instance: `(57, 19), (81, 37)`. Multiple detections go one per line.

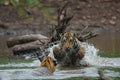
(50, 2), (73, 42)
(78, 32), (99, 42)
(80, 24), (88, 33)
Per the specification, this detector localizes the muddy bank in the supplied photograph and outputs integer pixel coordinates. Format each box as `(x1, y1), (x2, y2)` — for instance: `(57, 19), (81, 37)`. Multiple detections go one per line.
(0, 0), (120, 36)
(0, 22), (51, 36)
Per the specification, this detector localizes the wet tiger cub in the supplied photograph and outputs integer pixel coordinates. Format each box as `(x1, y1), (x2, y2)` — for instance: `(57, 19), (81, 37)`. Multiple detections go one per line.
(34, 56), (57, 76)
(53, 32), (85, 66)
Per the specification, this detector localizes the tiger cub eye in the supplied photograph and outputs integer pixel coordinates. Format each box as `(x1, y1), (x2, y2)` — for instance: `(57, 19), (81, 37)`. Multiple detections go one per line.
(63, 37), (66, 42)
(69, 37), (73, 42)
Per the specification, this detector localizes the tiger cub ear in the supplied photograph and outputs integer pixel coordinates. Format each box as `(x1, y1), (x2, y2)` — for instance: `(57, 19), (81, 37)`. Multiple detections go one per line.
(72, 33), (77, 37)
(59, 33), (64, 38)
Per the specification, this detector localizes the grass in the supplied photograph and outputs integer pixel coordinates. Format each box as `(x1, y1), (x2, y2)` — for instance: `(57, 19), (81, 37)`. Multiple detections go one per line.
(98, 50), (120, 58)
(0, 66), (36, 70)
(0, 54), (35, 70)
(0, 55), (33, 64)
(98, 67), (120, 73)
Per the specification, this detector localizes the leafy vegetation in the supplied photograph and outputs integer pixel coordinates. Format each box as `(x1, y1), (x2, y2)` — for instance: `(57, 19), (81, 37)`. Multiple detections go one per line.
(0, 0), (55, 23)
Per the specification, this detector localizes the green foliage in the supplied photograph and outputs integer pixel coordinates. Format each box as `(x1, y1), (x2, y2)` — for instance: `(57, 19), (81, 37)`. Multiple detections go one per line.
(0, 0), (7, 4)
(9, 0), (42, 8)
(10, 0), (19, 7)
(17, 8), (27, 17)
(41, 7), (56, 24)
(27, 0), (43, 8)
(9, 0), (42, 18)
(0, 0), (55, 23)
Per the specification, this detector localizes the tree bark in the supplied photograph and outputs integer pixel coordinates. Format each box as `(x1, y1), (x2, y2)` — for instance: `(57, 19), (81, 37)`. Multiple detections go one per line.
(7, 34), (49, 48)
(12, 40), (42, 51)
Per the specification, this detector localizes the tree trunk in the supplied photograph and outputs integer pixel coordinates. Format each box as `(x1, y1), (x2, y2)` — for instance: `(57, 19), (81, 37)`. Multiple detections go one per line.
(12, 40), (42, 51)
(7, 34), (49, 48)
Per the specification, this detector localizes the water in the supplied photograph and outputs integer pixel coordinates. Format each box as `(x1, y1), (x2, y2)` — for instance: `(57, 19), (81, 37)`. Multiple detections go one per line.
(0, 67), (119, 80)
(0, 42), (120, 80)
(88, 32), (120, 54)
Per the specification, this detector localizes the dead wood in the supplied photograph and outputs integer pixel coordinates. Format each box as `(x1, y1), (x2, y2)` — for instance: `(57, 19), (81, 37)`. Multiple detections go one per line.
(78, 32), (99, 42)
(98, 70), (113, 80)
(12, 40), (44, 55)
(7, 34), (49, 48)
(12, 40), (42, 51)
(50, 2), (98, 42)
(50, 2), (73, 42)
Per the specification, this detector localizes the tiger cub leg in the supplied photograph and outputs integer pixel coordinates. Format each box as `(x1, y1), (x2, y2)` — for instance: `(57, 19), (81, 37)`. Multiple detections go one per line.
(53, 46), (65, 63)
(77, 47), (89, 66)
(76, 47), (85, 60)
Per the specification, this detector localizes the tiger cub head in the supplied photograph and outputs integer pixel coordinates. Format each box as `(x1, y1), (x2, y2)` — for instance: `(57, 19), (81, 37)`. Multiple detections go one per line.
(60, 32), (79, 52)
(40, 56), (57, 73)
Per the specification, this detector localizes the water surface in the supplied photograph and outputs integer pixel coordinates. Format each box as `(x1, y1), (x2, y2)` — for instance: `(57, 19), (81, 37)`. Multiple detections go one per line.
(0, 33), (120, 79)
(0, 42), (120, 80)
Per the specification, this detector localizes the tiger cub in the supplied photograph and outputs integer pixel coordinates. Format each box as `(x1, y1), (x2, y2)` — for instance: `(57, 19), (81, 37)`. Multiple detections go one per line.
(53, 32), (85, 66)
(34, 56), (57, 76)
(40, 56), (57, 73)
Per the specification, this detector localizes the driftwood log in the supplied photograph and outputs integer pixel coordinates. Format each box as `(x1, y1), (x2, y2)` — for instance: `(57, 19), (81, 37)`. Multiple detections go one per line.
(7, 34), (49, 55)
(12, 40), (42, 51)
(7, 34), (49, 48)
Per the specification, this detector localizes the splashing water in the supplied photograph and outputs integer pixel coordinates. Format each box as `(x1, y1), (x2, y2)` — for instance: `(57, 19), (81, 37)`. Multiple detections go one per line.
(48, 42), (120, 68)
(80, 42), (120, 67)
(0, 42), (120, 80)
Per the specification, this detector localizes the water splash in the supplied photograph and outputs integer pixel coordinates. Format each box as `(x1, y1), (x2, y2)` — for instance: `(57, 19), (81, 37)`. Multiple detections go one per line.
(0, 42), (120, 79)
(80, 42), (120, 67)
(48, 42), (120, 68)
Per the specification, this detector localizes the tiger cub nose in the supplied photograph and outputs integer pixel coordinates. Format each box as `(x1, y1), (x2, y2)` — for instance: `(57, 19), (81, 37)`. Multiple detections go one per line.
(65, 47), (70, 51)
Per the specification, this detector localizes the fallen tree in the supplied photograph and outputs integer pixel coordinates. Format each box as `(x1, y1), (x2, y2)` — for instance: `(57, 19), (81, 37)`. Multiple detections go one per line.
(7, 34), (49, 55)
(12, 40), (42, 51)
(7, 34), (49, 48)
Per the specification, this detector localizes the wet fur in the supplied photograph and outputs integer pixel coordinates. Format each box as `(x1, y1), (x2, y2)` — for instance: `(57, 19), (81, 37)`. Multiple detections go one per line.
(53, 32), (85, 66)
(40, 56), (56, 73)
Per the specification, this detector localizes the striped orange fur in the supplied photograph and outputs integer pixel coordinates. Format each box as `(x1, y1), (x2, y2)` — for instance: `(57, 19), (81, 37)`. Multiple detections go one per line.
(40, 56), (56, 73)
(53, 32), (85, 66)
